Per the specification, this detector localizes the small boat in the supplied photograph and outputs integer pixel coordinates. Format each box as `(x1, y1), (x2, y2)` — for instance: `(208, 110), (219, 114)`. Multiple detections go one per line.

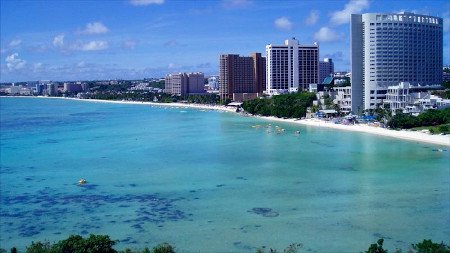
(78, 178), (87, 185)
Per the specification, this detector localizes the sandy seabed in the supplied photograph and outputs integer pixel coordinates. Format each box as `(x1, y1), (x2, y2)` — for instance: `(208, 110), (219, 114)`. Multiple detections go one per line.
(8, 96), (450, 147)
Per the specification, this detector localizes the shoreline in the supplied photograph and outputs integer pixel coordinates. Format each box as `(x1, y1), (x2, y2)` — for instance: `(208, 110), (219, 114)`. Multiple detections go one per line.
(3, 96), (449, 146)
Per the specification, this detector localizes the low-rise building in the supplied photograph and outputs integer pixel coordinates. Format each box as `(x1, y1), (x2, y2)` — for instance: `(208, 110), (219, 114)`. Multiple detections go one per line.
(6, 85), (20, 95)
(384, 82), (449, 114)
(443, 70), (450, 82)
(333, 86), (352, 114)
(63, 83), (83, 93)
(165, 72), (205, 96)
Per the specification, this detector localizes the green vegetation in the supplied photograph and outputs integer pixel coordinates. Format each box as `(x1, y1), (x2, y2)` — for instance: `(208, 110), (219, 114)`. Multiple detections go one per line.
(184, 94), (220, 104)
(85, 91), (174, 103)
(431, 81), (450, 99)
(22, 234), (116, 253)
(442, 81), (450, 89)
(2, 235), (449, 253)
(431, 90), (450, 99)
(387, 108), (450, 133)
(412, 239), (450, 253)
(365, 239), (388, 253)
(0, 234), (175, 253)
(149, 80), (165, 90)
(151, 243), (175, 253)
(242, 92), (316, 118)
(256, 243), (302, 253)
(91, 84), (131, 93)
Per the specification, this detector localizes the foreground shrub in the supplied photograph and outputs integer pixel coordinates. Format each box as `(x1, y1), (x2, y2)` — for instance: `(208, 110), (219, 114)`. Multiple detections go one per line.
(152, 243), (175, 253)
(412, 239), (450, 253)
(366, 239), (388, 253)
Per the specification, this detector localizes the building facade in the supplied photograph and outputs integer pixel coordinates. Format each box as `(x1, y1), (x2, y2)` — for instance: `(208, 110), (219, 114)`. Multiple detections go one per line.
(47, 83), (58, 96)
(63, 83), (83, 93)
(384, 82), (450, 113)
(319, 58), (334, 83)
(165, 72), (205, 96)
(333, 86), (352, 114)
(351, 12), (443, 113)
(266, 38), (319, 95)
(219, 53), (266, 102)
(251, 53), (267, 94)
(207, 76), (219, 90)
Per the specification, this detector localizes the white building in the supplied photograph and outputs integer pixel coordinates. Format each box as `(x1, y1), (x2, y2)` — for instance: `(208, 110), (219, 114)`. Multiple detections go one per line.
(384, 82), (417, 112)
(333, 86), (352, 114)
(384, 82), (449, 113)
(207, 76), (219, 90)
(266, 38), (319, 95)
(6, 85), (20, 95)
(47, 83), (58, 96)
(351, 12), (443, 113)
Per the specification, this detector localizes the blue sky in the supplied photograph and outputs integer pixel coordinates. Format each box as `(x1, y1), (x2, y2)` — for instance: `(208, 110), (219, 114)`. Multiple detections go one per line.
(1, 0), (449, 82)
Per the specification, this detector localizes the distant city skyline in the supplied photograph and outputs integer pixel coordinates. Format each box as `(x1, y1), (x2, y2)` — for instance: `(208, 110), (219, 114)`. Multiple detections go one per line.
(1, 0), (449, 82)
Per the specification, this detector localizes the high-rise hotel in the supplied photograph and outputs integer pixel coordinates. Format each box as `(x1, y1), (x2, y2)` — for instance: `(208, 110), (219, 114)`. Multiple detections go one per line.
(265, 38), (319, 95)
(351, 12), (443, 113)
(219, 53), (266, 102)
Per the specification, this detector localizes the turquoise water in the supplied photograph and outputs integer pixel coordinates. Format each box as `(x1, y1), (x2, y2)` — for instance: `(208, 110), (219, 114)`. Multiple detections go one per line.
(0, 97), (449, 252)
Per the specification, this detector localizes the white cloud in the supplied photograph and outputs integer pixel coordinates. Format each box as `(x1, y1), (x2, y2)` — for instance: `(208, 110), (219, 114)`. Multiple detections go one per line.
(168, 63), (180, 69)
(330, 0), (370, 25)
(78, 41), (108, 51)
(164, 39), (180, 47)
(129, 0), (164, 6)
(52, 34), (108, 52)
(5, 53), (27, 71)
(221, 0), (252, 9)
(33, 62), (43, 72)
(53, 34), (65, 47)
(305, 10), (319, 25)
(79, 22), (109, 35)
(443, 12), (450, 32)
(122, 40), (138, 49)
(9, 39), (22, 47)
(274, 17), (293, 31)
(313, 27), (343, 42)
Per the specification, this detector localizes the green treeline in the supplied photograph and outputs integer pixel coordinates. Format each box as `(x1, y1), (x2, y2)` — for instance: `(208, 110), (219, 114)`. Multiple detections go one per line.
(242, 92), (316, 118)
(3, 234), (175, 253)
(388, 107), (450, 131)
(2, 234), (449, 253)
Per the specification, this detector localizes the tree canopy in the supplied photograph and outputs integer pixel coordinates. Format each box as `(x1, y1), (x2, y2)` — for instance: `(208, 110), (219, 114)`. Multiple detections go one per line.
(387, 108), (450, 130)
(242, 92), (316, 118)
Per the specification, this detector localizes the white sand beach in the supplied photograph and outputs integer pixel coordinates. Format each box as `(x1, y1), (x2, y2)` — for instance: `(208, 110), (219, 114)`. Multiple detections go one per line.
(7, 96), (449, 146)
(257, 116), (449, 147)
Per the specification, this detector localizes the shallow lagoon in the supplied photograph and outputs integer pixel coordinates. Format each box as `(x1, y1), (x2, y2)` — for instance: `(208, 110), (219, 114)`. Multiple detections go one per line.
(0, 97), (449, 252)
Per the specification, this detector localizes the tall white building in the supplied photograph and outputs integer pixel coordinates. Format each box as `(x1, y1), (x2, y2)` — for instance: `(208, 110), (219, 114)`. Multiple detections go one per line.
(351, 12), (443, 113)
(266, 38), (319, 95)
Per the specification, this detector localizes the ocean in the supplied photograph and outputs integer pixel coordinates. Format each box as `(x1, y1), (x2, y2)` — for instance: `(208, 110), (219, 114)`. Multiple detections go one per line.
(0, 97), (449, 252)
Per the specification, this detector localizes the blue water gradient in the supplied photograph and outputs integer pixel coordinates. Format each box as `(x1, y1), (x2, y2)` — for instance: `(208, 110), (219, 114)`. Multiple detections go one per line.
(1, 97), (449, 252)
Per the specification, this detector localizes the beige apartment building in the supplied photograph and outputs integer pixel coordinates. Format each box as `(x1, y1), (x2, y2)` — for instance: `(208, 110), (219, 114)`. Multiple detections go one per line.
(165, 72), (205, 96)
